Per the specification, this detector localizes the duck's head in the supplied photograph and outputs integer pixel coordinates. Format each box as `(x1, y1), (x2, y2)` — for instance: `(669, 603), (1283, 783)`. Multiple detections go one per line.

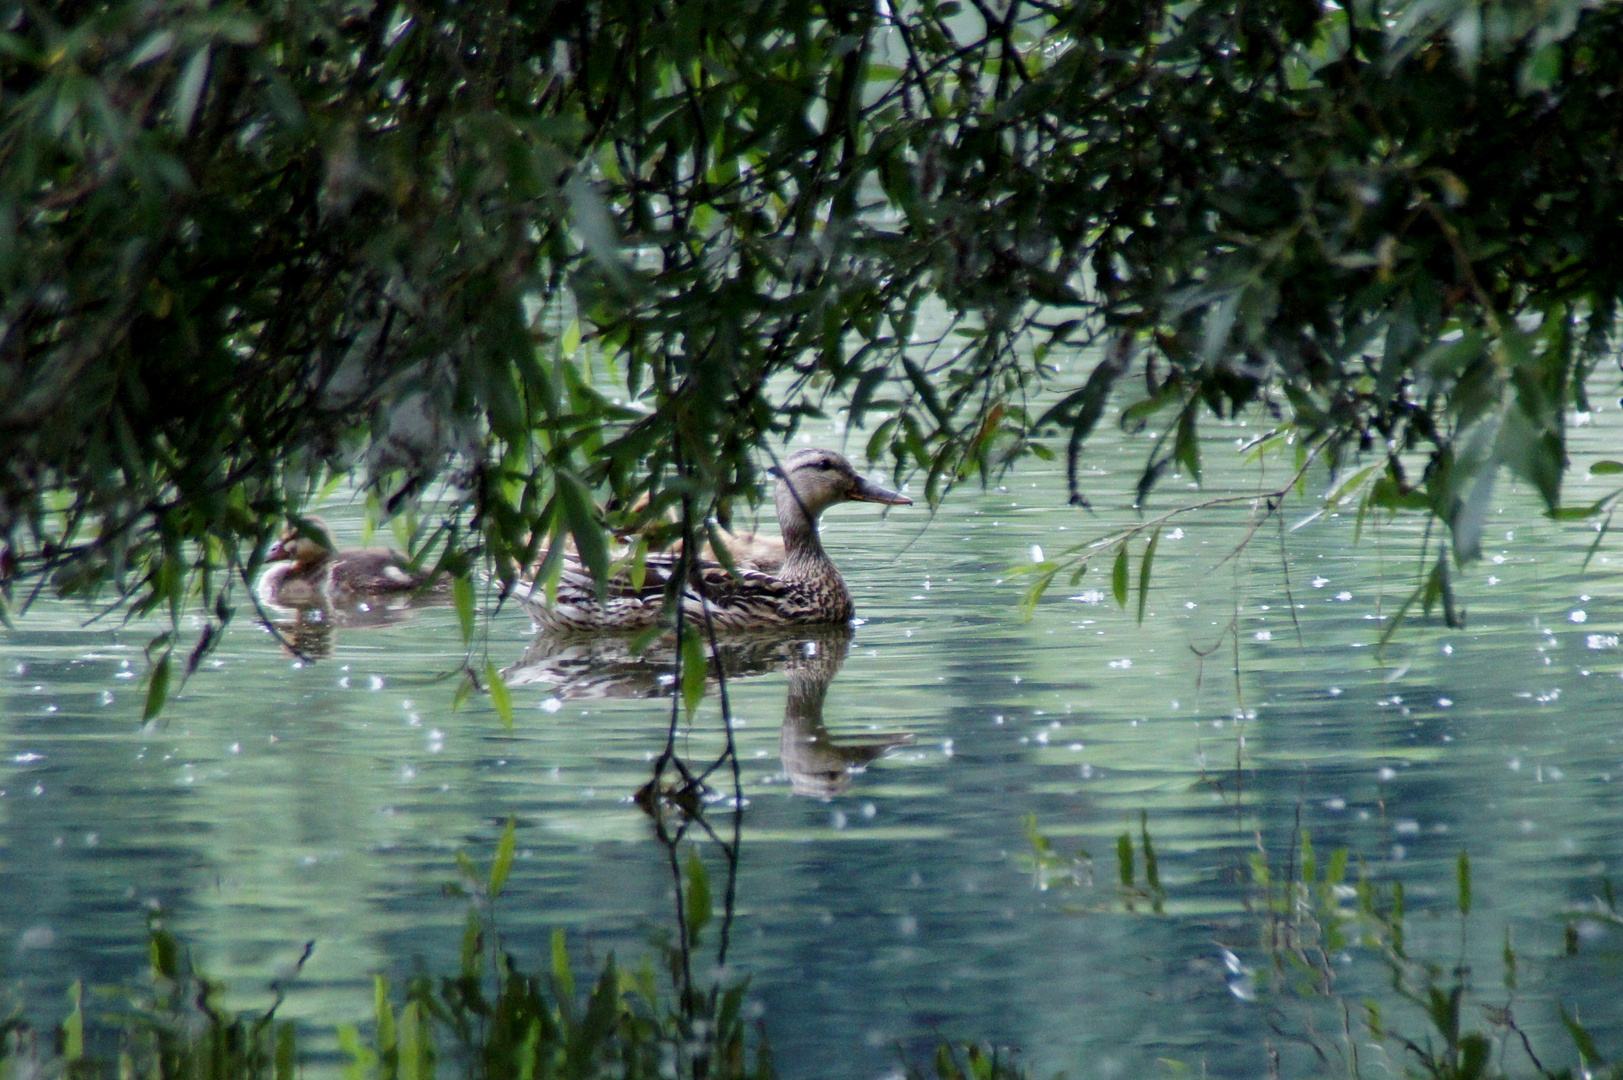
(266, 517), (335, 567)
(770, 449), (911, 519)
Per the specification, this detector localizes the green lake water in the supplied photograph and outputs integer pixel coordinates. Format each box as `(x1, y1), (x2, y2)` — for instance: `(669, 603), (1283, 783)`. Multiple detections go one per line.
(5, 377), (1623, 1077)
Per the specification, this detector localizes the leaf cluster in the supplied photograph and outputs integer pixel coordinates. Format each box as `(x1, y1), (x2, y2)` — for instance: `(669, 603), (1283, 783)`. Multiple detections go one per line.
(3, 0), (1619, 668)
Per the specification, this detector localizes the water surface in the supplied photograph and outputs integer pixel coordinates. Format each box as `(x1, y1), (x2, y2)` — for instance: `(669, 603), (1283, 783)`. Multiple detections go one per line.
(4, 384), (1623, 1078)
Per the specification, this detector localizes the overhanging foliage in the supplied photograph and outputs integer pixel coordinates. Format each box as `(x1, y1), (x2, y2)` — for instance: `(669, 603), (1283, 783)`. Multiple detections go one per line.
(2, 0), (1619, 677)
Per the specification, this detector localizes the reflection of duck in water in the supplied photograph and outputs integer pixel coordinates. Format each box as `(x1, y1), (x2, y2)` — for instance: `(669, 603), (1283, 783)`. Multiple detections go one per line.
(503, 623), (853, 699)
(505, 622), (912, 796)
(776, 631), (914, 799)
(257, 518), (439, 609)
(511, 449), (909, 633)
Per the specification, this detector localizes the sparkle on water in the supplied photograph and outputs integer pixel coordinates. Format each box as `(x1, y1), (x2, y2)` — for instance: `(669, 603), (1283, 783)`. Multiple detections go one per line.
(5, 400), (1623, 1078)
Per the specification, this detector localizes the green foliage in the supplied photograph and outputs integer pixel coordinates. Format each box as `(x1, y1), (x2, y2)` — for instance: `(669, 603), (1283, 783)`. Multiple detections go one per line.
(486, 663), (515, 733)
(680, 626), (707, 717)
(1020, 811), (1091, 892)
(906, 1043), (1030, 1080)
(1022, 812), (1163, 913)
(1023, 813), (1623, 1078)
(14, 833), (1623, 1080)
(4, 0), (1620, 675)
(489, 818), (517, 900)
(684, 849), (713, 950)
(1247, 833), (1623, 1080)
(0, 859), (1033, 1080)
(0, 914), (298, 1080)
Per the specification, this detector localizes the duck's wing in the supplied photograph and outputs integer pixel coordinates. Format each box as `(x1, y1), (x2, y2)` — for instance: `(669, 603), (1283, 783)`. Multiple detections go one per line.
(257, 561), (323, 609)
(509, 552), (677, 632)
(684, 563), (850, 629)
(705, 528), (786, 574)
(513, 551), (848, 632)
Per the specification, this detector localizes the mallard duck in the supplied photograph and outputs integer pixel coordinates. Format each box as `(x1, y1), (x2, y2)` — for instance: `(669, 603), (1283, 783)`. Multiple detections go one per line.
(256, 518), (437, 609)
(511, 448), (910, 633)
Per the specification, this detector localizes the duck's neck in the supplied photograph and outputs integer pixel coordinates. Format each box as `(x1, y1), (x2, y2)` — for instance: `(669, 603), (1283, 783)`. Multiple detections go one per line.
(784, 662), (831, 728)
(776, 486), (832, 580)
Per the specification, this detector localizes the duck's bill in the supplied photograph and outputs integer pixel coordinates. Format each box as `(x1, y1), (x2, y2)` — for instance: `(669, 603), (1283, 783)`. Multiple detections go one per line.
(851, 477), (912, 506)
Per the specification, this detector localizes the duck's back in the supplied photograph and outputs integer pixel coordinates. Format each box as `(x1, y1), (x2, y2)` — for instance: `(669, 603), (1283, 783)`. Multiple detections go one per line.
(513, 556), (851, 634)
(692, 562), (852, 629)
(326, 549), (432, 597)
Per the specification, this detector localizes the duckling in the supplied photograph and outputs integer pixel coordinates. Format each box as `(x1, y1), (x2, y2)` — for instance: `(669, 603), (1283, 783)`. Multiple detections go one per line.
(605, 494), (784, 574)
(511, 448), (910, 633)
(256, 518), (436, 609)
(705, 525), (784, 573)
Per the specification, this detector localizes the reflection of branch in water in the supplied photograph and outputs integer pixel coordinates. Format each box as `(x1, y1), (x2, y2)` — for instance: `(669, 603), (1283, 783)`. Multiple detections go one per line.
(509, 622), (915, 800)
(638, 484), (752, 1067)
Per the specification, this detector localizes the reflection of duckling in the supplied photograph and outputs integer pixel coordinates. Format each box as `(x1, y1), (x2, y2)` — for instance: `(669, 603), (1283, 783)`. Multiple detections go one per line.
(512, 449), (908, 632)
(777, 633), (914, 799)
(270, 605), (336, 660)
(256, 518), (437, 609)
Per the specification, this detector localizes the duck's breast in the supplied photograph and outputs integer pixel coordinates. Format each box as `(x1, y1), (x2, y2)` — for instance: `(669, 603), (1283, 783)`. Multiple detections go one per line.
(257, 561), (325, 608)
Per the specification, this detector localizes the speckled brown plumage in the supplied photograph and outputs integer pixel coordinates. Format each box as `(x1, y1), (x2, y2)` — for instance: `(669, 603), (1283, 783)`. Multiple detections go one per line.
(256, 518), (438, 609)
(511, 448), (909, 633)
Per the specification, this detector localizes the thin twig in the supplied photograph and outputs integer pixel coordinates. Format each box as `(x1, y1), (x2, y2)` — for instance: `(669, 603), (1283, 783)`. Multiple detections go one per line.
(1277, 512), (1304, 647)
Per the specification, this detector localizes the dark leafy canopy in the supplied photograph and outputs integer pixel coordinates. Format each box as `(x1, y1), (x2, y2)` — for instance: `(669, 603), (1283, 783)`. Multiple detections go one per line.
(1, 0), (1619, 660)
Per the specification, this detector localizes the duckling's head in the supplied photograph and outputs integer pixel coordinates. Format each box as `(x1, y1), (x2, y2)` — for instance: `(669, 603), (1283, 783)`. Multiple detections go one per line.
(770, 449), (911, 519)
(266, 517), (335, 567)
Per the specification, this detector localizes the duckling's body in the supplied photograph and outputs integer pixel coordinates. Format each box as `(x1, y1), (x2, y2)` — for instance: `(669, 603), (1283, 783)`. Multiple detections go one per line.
(257, 521), (435, 609)
(512, 449), (908, 633)
(608, 494), (785, 574)
(706, 527), (784, 573)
